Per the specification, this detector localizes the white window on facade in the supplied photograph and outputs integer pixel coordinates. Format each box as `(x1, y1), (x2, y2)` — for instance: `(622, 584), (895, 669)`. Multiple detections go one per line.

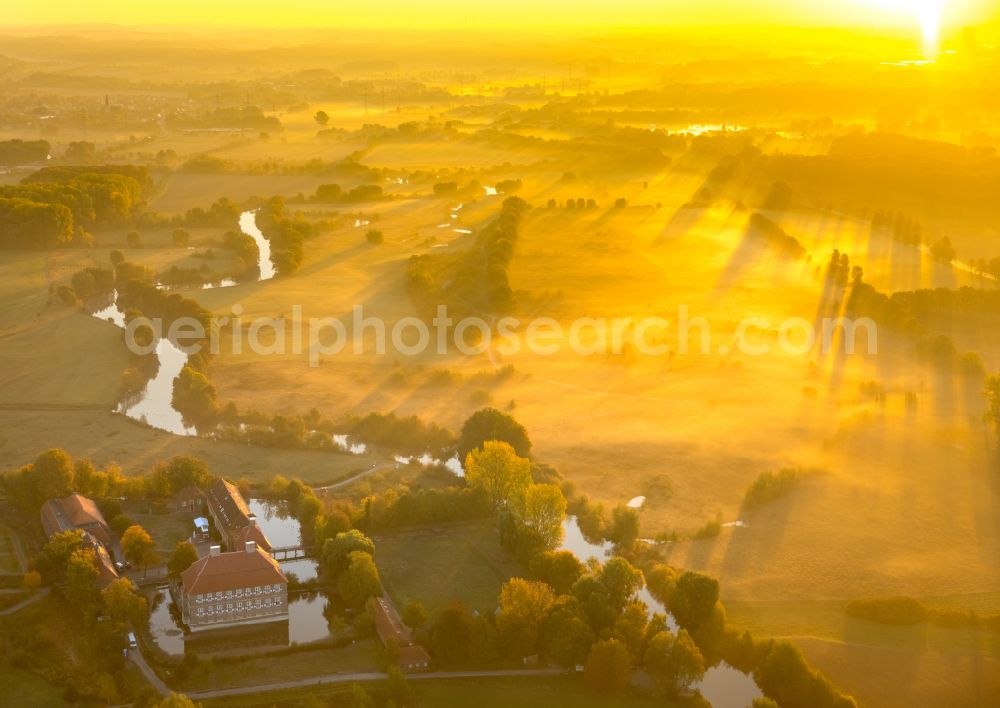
(215, 591), (222, 600)
(196, 608), (203, 616)
(216, 604), (222, 612)
(225, 590), (233, 599)
(236, 588), (243, 598)
(226, 602), (233, 612)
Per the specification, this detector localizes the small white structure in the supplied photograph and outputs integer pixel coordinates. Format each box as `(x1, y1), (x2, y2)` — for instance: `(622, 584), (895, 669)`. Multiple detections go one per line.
(193, 517), (210, 539)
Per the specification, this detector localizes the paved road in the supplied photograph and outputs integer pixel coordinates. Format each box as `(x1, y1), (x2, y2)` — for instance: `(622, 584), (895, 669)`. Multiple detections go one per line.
(129, 643), (170, 697)
(315, 460), (396, 492)
(0, 588), (49, 617)
(186, 668), (568, 700)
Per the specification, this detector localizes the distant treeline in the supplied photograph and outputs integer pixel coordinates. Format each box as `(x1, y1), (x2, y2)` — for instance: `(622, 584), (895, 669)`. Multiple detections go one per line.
(0, 138), (49, 165)
(746, 213), (805, 257)
(165, 105), (280, 131)
(407, 196), (529, 316)
(0, 165), (150, 249)
(846, 596), (1000, 632)
(847, 281), (994, 376)
(181, 154), (381, 181)
(347, 411), (457, 457)
(307, 183), (386, 204)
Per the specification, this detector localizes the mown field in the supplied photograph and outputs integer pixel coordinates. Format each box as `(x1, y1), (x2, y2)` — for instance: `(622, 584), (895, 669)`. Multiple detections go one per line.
(0, 667), (66, 708)
(375, 521), (522, 617)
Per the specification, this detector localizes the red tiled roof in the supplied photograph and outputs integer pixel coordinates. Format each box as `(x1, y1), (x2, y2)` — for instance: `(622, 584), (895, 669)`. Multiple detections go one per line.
(40, 494), (112, 547)
(370, 597), (413, 646)
(235, 523), (272, 553)
(82, 532), (120, 589)
(398, 644), (431, 668)
(207, 479), (251, 532)
(181, 546), (287, 596)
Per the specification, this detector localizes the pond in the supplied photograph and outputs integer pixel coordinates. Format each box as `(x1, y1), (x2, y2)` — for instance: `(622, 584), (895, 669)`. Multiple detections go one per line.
(247, 499), (319, 580)
(147, 584), (336, 656)
(248, 498), (302, 548)
(559, 517), (763, 708)
(393, 454), (464, 477)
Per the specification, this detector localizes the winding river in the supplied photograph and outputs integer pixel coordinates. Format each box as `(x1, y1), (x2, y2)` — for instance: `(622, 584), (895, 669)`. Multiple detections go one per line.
(91, 211), (275, 435)
(559, 517), (763, 708)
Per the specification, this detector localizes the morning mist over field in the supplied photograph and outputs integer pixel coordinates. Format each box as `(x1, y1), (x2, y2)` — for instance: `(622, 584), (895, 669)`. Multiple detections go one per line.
(0, 3), (998, 708)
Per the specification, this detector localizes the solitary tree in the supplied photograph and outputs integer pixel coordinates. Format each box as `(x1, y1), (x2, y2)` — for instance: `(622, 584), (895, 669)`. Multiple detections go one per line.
(101, 577), (148, 625)
(22, 570), (42, 593)
(984, 374), (1000, 443)
(497, 577), (555, 658)
(167, 540), (199, 578)
(584, 638), (631, 693)
(121, 525), (160, 576)
(599, 556), (645, 613)
(321, 530), (375, 576)
(65, 547), (100, 607)
(429, 601), (474, 667)
(401, 601), (428, 629)
(645, 629), (706, 696)
(338, 551), (382, 607)
(465, 440), (532, 511)
(314, 110), (330, 126)
(607, 504), (640, 548)
(458, 407), (531, 462)
(514, 483), (567, 549)
(365, 229), (384, 245)
(33, 448), (74, 503)
(671, 570), (719, 630)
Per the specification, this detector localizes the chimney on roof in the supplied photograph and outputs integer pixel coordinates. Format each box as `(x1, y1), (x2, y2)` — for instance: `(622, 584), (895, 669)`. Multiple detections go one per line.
(209, 545), (221, 556)
(248, 513), (257, 526)
(245, 541), (256, 554)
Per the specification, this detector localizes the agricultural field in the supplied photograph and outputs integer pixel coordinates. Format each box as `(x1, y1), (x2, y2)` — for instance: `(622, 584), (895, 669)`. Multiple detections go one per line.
(1, 15), (999, 708)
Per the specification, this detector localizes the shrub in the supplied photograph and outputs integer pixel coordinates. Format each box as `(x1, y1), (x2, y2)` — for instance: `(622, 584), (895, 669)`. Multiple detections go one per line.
(845, 596), (927, 625)
(743, 468), (802, 509)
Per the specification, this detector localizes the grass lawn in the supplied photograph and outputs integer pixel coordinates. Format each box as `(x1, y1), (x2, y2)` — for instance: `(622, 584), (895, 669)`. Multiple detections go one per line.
(200, 675), (672, 708)
(174, 639), (381, 693)
(0, 408), (374, 486)
(374, 521), (522, 617)
(413, 676), (671, 708)
(123, 503), (196, 554)
(726, 597), (1000, 657)
(0, 528), (20, 574)
(0, 666), (66, 708)
(793, 636), (1000, 708)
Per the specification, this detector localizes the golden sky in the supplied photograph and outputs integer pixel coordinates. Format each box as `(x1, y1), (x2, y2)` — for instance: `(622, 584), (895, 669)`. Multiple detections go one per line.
(4, 0), (996, 30)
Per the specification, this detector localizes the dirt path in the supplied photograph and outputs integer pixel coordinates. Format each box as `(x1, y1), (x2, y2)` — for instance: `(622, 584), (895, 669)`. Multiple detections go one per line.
(185, 668), (568, 700)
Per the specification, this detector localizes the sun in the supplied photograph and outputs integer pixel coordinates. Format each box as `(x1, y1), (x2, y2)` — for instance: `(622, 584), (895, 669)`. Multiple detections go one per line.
(859, 0), (947, 49)
(913, 0), (946, 46)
